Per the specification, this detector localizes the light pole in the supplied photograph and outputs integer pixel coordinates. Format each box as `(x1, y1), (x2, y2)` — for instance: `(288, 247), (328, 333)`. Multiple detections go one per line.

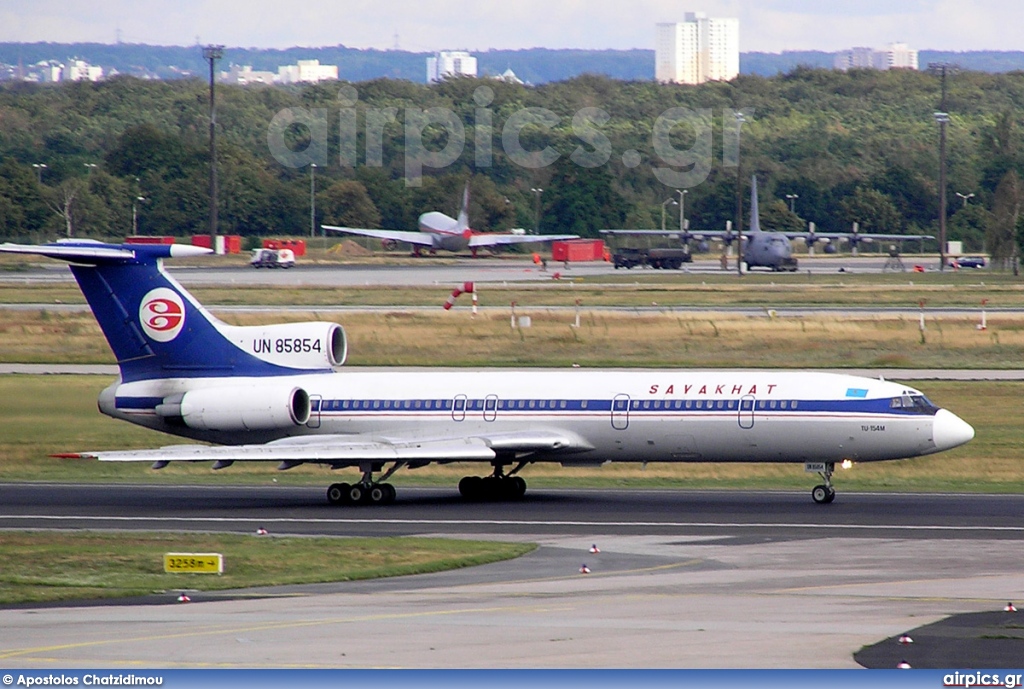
(955, 192), (975, 208)
(132, 196), (146, 236)
(677, 189), (688, 231)
(32, 163), (47, 184)
(309, 163), (317, 238)
(83, 163), (97, 174)
(786, 193), (799, 214)
(203, 44), (224, 251)
(660, 197), (677, 231)
(935, 111), (950, 271)
(530, 187), (543, 234)
(734, 112), (747, 277)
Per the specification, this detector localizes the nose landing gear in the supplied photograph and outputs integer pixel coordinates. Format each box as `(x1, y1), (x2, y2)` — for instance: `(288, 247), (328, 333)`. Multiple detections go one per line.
(811, 462), (836, 504)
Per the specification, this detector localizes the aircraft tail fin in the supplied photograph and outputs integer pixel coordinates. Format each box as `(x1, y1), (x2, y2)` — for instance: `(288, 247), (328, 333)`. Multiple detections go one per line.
(749, 175), (761, 234)
(0, 241), (345, 383)
(456, 182), (470, 231)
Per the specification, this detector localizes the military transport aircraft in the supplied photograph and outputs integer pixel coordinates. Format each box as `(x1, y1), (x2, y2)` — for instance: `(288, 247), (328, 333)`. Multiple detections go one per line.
(0, 238), (974, 506)
(602, 177), (933, 270)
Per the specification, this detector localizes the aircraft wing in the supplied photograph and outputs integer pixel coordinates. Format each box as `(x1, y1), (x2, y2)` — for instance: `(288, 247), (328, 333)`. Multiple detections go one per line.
(468, 233), (579, 247)
(791, 232), (935, 243)
(55, 428), (593, 467)
(321, 225), (435, 247)
(600, 229), (735, 241)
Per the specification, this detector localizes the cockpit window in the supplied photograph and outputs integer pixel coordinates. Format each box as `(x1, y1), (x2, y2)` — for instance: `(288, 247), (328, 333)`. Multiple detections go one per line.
(889, 393), (939, 415)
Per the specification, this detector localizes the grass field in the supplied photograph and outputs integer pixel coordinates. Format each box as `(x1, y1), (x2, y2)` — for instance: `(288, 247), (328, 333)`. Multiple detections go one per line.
(2, 265), (1024, 307)
(2, 307), (1024, 369)
(0, 531), (534, 605)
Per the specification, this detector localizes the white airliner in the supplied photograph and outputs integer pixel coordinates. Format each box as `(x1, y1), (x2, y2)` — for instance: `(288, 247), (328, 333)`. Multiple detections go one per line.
(322, 184), (578, 256)
(0, 239), (974, 506)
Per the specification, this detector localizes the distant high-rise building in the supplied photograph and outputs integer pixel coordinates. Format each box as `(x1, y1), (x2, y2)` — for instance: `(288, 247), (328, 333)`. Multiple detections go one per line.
(655, 13), (739, 84)
(220, 64), (276, 85)
(427, 51), (477, 83)
(834, 43), (918, 71)
(277, 59), (338, 84)
(63, 59), (103, 82)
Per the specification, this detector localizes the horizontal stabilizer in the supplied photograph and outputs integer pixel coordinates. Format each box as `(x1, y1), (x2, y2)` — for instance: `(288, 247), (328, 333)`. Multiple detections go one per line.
(0, 240), (211, 263)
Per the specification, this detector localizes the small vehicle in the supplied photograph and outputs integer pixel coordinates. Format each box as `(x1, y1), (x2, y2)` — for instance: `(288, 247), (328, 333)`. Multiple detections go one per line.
(250, 248), (295, 268)
(951, 256), (986, 269)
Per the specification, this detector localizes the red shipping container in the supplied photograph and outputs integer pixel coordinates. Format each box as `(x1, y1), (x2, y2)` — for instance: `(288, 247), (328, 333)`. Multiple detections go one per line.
(551, 239), (605, 262)
(191, 235), (234, 254)
(126, 236), (175, 245)
(263, 239), (306, 256)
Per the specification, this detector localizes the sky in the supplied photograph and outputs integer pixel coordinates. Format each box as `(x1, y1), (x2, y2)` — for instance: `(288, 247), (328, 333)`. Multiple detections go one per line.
(1, 0), (1022, 53)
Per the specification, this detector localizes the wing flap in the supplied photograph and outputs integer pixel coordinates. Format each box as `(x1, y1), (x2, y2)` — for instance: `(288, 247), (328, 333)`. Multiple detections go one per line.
(468, 233), (579, 247)
(57, 428), (593, 467)
(62, 436), (496, 464)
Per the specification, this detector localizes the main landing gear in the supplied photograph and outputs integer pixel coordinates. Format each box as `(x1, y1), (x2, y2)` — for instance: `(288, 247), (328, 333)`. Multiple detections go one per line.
(326, 462), (401, 506)
(458, 462), (528, 501)
(811, 462), (837, 504)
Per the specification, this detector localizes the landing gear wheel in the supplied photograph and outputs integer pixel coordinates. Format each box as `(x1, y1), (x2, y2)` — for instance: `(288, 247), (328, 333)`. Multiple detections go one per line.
(381, 483), (397, 503)
(459, 476), (483, 500)
(812, 485), (830, 504)
(327, 482), (349, 505)
(368, 484), (387, 504)
(348, 483), (366, 504)
(510, 476), (527, 499)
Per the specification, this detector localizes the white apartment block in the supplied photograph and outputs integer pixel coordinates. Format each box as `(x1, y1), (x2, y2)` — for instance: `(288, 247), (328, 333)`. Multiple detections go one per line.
(835, 43), (918, 71)
(656, 13), (739, 85)
(63, 59), (103, 82)
(220, 64), (277, 85)
(426, 51), (477, 83)
(277, 59), (338, 84)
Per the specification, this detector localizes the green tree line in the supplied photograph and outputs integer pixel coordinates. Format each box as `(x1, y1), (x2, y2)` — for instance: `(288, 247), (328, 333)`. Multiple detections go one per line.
(2, 68), (1024, 262)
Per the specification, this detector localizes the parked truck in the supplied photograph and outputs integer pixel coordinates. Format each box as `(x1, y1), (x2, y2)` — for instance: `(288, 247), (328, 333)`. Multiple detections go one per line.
(613, 246), (692, 270)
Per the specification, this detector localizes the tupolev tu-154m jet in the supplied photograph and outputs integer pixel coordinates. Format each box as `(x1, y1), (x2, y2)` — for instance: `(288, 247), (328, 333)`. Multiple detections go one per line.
(322, 184), (578, 256)
(0, 238), (974, 506)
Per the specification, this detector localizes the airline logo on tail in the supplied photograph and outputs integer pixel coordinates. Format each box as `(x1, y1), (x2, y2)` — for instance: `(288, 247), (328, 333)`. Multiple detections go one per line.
(139, 288), (185, 342)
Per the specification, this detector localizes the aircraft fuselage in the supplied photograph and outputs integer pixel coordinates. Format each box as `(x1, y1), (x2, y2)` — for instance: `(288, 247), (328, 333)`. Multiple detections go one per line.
(102, 369), (969, 465)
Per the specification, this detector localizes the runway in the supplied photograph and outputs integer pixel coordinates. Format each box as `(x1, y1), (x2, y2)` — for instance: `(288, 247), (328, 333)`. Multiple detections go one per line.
(1, 484), (1022, 668)
(0, 254), (965, 289)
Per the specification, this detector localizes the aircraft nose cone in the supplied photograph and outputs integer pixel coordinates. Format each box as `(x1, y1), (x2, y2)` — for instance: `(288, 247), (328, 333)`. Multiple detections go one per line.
(932, 409), (975, 451)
